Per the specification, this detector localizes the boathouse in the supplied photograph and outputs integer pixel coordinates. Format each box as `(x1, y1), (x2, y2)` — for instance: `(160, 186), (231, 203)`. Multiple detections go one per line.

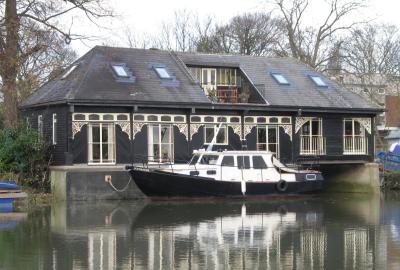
(20, 46), (382, 199)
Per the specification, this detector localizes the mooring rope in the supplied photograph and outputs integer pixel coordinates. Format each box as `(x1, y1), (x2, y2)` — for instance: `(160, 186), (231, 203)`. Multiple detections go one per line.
(108, 174), (132, 193)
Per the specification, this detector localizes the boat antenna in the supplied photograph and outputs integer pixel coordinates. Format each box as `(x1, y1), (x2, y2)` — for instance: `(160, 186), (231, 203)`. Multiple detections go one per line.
(206, 123), (223, 152)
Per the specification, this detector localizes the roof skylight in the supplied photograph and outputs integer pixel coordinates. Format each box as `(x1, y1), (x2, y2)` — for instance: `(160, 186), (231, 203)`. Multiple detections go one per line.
(271, 73), (290, 85)
(155, 67), (171, 79)
(309, 75), (327, 87)
(61, 64), (78, 79)
(112, 65), (129, 77)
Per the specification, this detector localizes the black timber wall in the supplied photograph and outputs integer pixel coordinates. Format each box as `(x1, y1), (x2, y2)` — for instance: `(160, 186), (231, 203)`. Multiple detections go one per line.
(22, 104), (377, 166)
(20, 105), (70, 165)
(292, 113), (375, 163)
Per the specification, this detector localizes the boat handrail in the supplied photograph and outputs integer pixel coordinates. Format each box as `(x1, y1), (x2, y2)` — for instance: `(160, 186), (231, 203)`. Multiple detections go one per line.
(129, 154), (300, 182)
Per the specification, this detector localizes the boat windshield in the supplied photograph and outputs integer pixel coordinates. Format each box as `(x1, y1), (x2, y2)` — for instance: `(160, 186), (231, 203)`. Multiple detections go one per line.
(272, 156), (285, 169)
(199, 155), (219, 165)
(272, 156), (297, 173)
(189, 155), (200, 165)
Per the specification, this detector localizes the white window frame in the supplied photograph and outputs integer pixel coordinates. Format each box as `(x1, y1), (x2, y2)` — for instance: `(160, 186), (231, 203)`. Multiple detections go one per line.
(204, 124), (228, 145)
(38, 115), (43, 137)
(343, 118), (367, 155)
(148, 124), (174, 163)
(88, 123), (116, 165)
(300, 117), (326, 155)
(256, 125), (280, 158)
(52, 113), (57, 145)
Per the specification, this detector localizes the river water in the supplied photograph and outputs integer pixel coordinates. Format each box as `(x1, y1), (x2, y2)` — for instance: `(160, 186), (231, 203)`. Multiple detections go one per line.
(0, 194), (400, 270)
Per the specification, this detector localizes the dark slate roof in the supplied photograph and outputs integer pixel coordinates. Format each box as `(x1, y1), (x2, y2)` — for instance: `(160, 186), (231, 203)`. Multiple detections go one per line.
(22, 46), (379, 111)
(21, 46), (210, 107)
(178, 52), (379, 110)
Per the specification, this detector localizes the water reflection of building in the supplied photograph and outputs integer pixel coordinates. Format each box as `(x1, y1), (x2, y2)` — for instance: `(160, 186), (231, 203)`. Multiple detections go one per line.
(88, 232), (116, 270)
(130, 205), (328, 270)
(46, 198), (400, 270)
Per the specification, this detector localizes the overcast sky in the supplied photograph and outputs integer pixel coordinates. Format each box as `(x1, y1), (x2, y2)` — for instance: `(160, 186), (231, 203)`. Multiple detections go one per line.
(69, 0), (400, 56)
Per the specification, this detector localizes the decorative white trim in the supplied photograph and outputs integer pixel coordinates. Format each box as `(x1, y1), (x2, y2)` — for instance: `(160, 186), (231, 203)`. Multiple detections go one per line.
(295, 117), (309, 133)
(190, 124), (203, 140)
(354, 118), (372, 134)
(116, 121), (131, 139)
(73, 113), (129, 122)
(132, 122), (146, 139)
(174, 123), (188, 140)
(244, 116), (291, 125)
(72, 122), (87, 138)
(190, 115), (241, 124)
(229, 124), (242, 138)
(133, 113), (186, 123)
(281, 124), (292, 140)
(243, 124), (256, 138)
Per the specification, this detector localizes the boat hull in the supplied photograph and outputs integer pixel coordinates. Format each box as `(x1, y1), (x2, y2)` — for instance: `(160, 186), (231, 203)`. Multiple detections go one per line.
(0, 181), (20, 191)
(129, 169), (323, 197)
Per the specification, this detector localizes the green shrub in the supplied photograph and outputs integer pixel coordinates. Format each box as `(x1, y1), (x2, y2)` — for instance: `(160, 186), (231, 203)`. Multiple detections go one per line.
(0, 122), (50, 191)
(382, 171), (400, 190)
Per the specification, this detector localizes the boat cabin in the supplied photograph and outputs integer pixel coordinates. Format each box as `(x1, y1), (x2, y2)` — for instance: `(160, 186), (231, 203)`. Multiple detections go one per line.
(167, 150), (298, 182)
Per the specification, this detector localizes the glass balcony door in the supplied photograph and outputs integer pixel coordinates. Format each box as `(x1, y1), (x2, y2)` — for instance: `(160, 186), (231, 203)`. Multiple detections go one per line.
(88, 123), (116, 164)
(300, 118), (326, 155)
(201, 68), (217, 96)
(256, 125), (279, 158)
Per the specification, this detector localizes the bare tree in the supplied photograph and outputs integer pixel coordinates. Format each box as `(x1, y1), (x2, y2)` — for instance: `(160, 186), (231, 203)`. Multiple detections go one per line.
(172, 9), (196, 52)
(229, 12), (281, 56)
(272, 0), (365, 69)
(0, 0), (112, 127)
(343, 24), (400, 76)
(340, 24), (400, 102)
(196, 13), (281, 56)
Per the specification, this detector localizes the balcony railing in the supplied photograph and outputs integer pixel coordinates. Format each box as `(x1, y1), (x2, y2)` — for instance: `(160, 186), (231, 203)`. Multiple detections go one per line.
(216, 87), (238, 103)
(300, 135), (326, 155)
(343, 136), (367, 155)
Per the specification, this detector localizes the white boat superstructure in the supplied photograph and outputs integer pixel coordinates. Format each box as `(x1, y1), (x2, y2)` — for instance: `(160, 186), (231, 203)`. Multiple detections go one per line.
(156, 149), (307, 183)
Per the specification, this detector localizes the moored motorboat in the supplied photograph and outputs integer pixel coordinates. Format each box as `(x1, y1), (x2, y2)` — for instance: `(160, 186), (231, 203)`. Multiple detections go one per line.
(127, 150), (323, 198)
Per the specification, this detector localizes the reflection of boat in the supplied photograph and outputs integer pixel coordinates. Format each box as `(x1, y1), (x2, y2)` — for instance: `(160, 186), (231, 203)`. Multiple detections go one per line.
(132, 200), (323, 229)
(127, 150), (323, 197)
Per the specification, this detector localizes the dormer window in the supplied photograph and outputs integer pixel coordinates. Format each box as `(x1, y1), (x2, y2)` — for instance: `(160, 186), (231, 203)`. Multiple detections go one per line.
(112, 64), (129, 78)
(61, 64), (78, 79)
(309, 75), (327, 87)
(155, 67), (171, 79)
(271, 73), (290, 85)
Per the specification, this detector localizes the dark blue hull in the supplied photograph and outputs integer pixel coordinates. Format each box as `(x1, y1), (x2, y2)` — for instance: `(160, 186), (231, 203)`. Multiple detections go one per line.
(0, 181), (20, 191)
(129, 169), (323, 198)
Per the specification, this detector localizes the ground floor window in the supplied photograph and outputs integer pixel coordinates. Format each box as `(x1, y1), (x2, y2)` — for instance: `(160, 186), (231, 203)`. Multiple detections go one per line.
(88, 123), (115, 164)
(204, 124), (228, 145)
(148, 124), (174, 162)
(257, 126), (279, 157)
(343, 118), (367, 154)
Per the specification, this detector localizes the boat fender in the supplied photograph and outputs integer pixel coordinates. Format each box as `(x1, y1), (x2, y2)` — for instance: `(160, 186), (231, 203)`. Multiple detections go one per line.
(276, 180), (288, 192)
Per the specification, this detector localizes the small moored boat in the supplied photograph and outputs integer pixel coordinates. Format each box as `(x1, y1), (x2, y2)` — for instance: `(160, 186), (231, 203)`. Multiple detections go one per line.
(127, 150), (323, 198)
(0, 181), (27, 212)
